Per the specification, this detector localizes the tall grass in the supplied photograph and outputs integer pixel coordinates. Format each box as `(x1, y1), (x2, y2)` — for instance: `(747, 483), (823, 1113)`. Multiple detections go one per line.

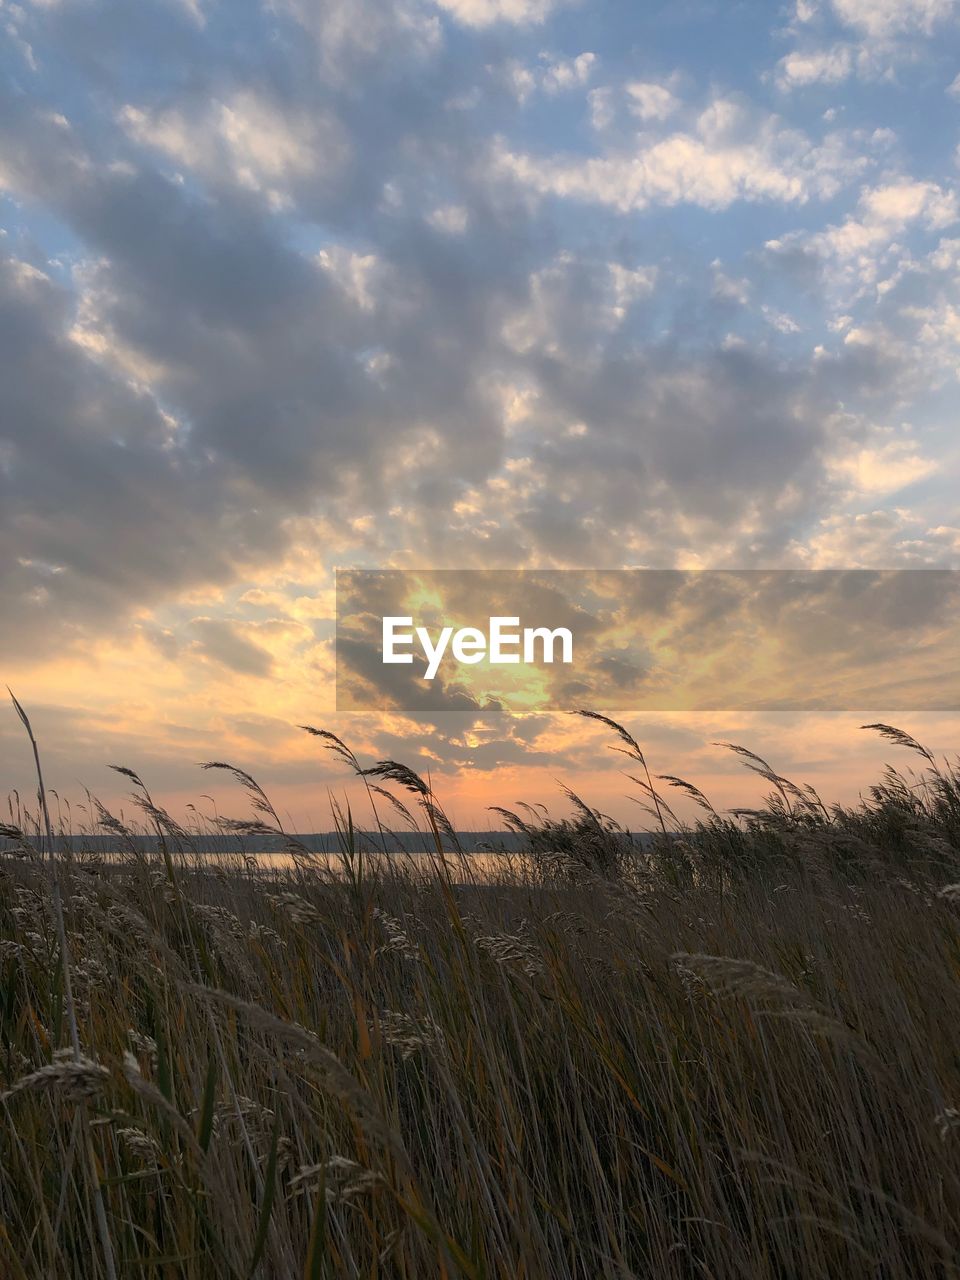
(2, 709), (960, 1277)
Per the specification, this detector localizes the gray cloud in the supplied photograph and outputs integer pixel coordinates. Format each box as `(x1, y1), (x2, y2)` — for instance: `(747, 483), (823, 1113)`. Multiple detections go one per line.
(190, 618), (275, 676)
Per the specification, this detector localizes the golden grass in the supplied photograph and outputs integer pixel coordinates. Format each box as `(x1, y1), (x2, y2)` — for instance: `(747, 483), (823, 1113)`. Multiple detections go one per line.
(2, 708), (960, 1277)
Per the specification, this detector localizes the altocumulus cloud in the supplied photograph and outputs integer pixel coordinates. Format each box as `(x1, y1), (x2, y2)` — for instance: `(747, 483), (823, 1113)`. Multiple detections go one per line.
(0, 0), (958, 680)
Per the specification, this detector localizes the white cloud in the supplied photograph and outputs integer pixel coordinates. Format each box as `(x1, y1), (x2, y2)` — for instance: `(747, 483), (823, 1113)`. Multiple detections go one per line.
(768, 180), (959, 293)
(427, 203), (469, 233)
(830, 0), (956, 37)
(916, 302), (960, 341)
(625, 81), (680, 121)
(827, 435), (937, 494)
(541, 51), (596, 93)
(435, 0), (564, 27)
(587, 87), (615, 130)
(859, 181), (957, 227)
(6, 258), (51, 291)
(830, 180), (957, 263)
(793, 509), (960, 566)
(272, 0), (441, 72)
(899, 292), (960, 368)
(712, 269), (750, 304)
(490, 100), (859, 212)
(504, 51), (596, 102)
(776, 45), (854, 89)
(501, 253), (656, 354)
(314, 246), (386, 312)
(172, 0), (206, 26)
(119, 92), (348, 207)
(762, 305), (802, 333)
(776, 0), (957, 93)
(503, 61), (538, 102)
(607, 262), (659, 317)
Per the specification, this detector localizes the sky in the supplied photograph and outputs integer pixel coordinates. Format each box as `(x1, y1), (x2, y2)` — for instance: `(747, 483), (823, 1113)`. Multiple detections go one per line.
(1, 0), (959, 833)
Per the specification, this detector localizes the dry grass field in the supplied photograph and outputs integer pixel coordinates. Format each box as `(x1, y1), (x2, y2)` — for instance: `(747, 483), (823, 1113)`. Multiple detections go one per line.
(2, 707), (960, 1278)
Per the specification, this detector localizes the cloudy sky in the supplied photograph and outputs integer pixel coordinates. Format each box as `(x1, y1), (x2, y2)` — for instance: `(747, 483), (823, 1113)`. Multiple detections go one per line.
(1, 0), (959, 830)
